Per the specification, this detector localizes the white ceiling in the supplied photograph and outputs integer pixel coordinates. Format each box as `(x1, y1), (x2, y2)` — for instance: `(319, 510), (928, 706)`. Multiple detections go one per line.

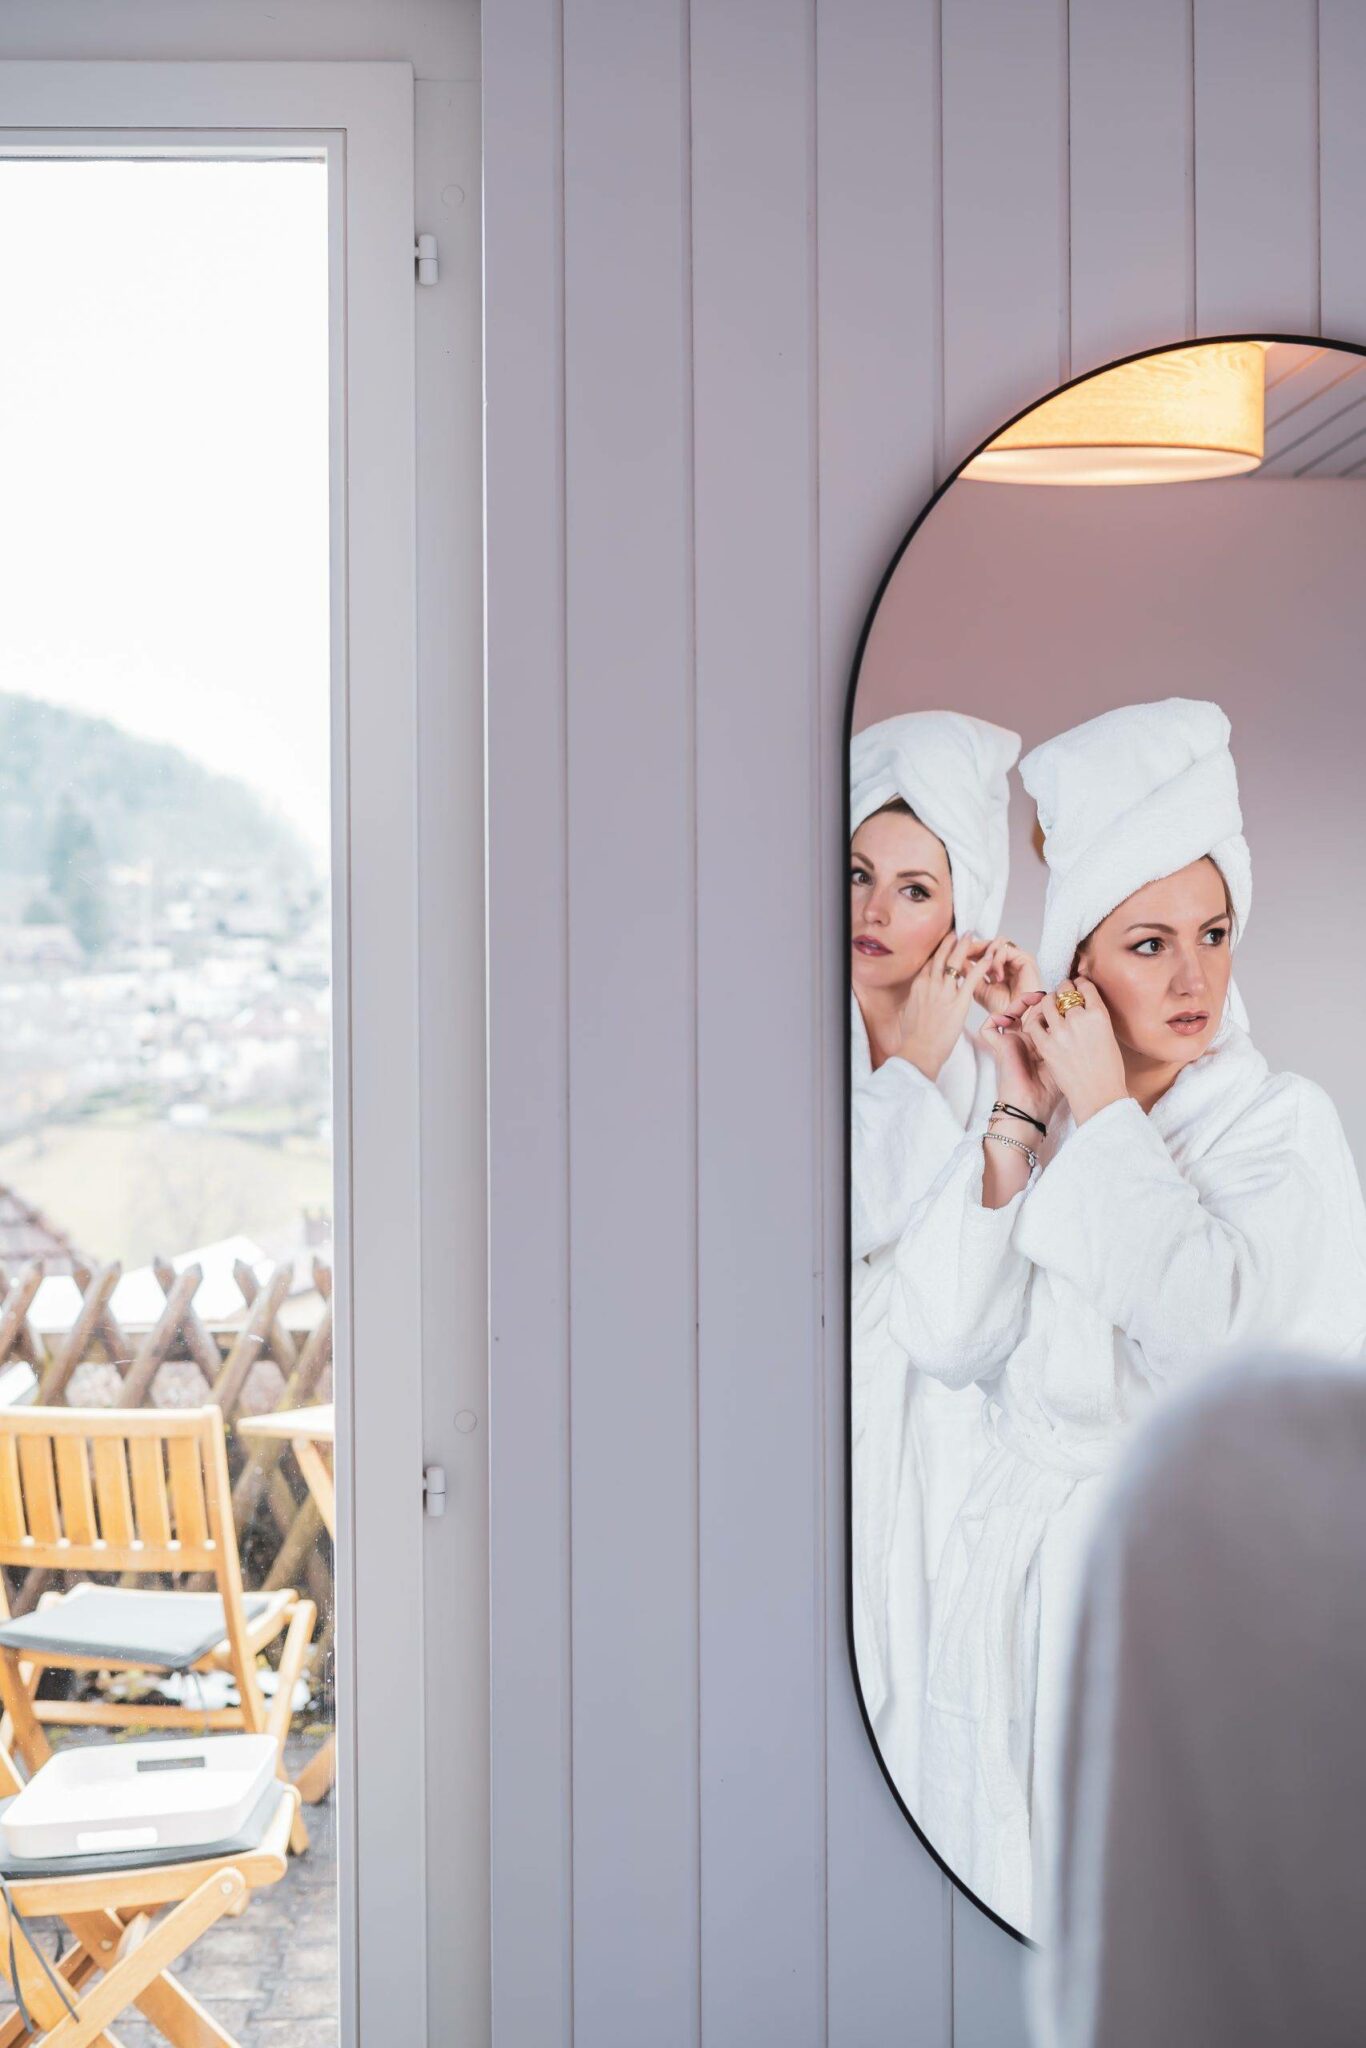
(1257, 342), (1366, 477)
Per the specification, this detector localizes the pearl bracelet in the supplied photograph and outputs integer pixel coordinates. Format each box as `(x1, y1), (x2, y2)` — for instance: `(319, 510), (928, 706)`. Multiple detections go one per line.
(984, 1128), (1038, 1171)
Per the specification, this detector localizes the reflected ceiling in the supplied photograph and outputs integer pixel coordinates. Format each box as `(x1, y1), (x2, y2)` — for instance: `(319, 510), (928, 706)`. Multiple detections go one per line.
(1257, 343), (1366, 477)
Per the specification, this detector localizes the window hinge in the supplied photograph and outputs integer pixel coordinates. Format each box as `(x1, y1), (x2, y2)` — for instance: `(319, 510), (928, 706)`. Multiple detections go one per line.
(423, 1463), (448, 1517)
(415, 233), (439, 286)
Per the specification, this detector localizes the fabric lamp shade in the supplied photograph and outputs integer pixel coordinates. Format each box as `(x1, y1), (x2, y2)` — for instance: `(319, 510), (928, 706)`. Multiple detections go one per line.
(962, 341), (1268, 486)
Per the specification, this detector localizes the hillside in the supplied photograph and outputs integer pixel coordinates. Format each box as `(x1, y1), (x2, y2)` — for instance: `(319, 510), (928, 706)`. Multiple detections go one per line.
(0, 692), (316, 887)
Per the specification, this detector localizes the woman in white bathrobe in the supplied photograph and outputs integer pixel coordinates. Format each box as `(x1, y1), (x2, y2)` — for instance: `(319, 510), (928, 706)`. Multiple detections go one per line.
(848, 711), (1040, 1805)
(887, 698), (1366, 1937)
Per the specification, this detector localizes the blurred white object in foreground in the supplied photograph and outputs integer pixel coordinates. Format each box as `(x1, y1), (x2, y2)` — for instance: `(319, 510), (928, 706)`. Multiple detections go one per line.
(1032, 1350), (1366, 2048)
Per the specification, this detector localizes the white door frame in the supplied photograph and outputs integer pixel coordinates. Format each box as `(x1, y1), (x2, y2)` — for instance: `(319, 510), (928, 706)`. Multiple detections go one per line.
(0, 61), (428, 2044)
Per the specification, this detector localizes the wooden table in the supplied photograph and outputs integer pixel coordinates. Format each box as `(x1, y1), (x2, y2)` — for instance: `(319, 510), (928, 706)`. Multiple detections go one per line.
(237, 1403), (335, 1804)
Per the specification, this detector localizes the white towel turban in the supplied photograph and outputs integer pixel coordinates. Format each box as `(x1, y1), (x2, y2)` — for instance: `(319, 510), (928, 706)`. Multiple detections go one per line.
(1019, 698), (1253, 998)
(849, 710), (1022, 940)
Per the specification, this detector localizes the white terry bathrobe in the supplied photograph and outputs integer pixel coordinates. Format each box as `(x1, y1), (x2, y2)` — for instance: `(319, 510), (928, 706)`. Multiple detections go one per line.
(848, 711), (1021, 1795)
(885, 699), (1366, 1936)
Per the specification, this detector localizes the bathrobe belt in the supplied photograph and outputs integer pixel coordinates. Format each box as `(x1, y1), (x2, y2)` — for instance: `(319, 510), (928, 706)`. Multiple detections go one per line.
(921, 1422), (1113, 1870)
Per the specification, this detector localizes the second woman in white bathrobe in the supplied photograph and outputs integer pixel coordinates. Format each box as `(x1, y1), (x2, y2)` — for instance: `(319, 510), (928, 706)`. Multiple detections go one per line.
(848, 710), (1038, 1803)
(887, 697), (1366, 1937)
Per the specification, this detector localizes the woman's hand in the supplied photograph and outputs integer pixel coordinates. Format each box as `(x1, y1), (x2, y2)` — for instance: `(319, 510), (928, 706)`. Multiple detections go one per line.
(977, 938), (1044, 1018)
(978, 990), (1061, 1127)
(1018, 975), (1128, 1124)
(893, 931), (994, 1081)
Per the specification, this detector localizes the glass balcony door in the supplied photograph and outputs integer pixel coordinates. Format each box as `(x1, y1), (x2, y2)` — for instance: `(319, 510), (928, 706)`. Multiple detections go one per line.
(0, 62), (427, 2047)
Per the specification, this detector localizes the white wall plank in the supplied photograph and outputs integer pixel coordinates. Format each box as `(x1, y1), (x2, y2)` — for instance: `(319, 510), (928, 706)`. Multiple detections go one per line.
(941, 0), (1070, 471)
(691, 3), (825, 2041)
(1319, 0), (1366, 341)
(1069, 0), (1194, 372)
(815, 2), (954, 2039)
(483, 3), (575, 2043)
(952, 1896), (1031, 2048)
(1194, 0), (1320, 334)
(816, 0), (941, 554)
(416, 73), (490, 2047)
(561, 4), (699, 2041)
(827, 1706), (954, 2047)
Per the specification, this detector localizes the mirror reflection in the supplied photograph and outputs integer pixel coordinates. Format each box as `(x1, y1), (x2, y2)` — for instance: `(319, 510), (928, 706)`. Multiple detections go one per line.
(849, 340), (1366, 1940)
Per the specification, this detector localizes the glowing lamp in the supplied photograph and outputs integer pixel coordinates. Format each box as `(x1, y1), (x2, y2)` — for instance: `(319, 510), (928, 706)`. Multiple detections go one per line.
(961, 341), (1268, 486)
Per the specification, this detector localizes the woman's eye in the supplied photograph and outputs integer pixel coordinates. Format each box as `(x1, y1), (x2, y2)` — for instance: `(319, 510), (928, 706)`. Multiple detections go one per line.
(1132, 938), (1162, 955)
(850, 867), (869, 885)
(1203, 926), (1229, 945)
(901, 884), (928, 902)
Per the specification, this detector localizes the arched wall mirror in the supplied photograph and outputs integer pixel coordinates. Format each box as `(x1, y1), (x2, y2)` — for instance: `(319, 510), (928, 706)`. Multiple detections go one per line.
(846, 335), (1366, 1945)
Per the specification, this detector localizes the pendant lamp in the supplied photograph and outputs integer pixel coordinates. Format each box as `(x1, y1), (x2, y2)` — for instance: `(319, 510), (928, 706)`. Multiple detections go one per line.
(961, 340), (1268, 486)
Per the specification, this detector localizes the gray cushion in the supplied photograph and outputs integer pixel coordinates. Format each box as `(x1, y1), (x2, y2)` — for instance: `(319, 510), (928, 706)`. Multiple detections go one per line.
(0, 1586), (277, 1671)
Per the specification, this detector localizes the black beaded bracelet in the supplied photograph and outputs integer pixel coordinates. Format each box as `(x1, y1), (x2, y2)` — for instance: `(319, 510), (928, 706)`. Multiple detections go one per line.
(991, 1100), (1047, 1137)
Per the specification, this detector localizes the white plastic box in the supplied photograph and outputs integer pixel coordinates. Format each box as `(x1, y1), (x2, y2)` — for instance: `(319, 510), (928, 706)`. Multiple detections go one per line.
(0, 1734), (278, 1860)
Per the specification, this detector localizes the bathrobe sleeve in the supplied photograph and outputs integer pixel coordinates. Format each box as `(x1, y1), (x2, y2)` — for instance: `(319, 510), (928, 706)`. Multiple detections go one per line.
(884, 1135), (1034, 1389)
(1014, 1082), (1363, 1384)
(851, 1057), (978, 1260)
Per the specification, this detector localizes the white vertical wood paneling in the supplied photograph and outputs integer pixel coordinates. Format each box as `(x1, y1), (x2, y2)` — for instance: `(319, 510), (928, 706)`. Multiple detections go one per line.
(690, 4), (824, 2042)
(815, 3), (954, 2040)
(940, 0), (1070, 472)
(953, 1896), (1033, 2048)
(1319, 1), (1366, 340)
(561, 5), (699, 2043)
(1069, 0), (1194, 372)
(483, 4), (575, 2044)
(816, 0), (941, 544)
(481, 3), (1347, 2045)
(1194, 0), (1320, 334)
(415, 73), (490, 2045)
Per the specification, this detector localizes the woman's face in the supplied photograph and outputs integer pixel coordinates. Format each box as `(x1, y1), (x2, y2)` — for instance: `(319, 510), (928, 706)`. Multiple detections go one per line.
(850, 807), (955, 992)
(1075, 857), (1232, 1066)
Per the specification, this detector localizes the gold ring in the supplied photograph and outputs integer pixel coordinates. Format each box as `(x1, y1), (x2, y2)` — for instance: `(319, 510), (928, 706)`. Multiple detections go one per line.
(1054, 987), (1086, 1017)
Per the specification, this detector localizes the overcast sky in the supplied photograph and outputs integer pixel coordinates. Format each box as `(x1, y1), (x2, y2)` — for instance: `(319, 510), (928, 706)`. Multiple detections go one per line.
(0, 158), (331, 856)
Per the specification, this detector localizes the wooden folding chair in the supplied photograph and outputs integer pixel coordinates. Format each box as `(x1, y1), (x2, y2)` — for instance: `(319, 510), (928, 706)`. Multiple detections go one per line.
(0, 1736), (300, 2048)
(0, 1410), (314, 1854)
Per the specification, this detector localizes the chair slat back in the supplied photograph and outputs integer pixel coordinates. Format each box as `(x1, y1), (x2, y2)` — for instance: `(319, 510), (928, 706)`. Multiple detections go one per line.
(92, 1437), (135, 1549)
(166, 1435), (211, 1554)
(0, 1437), (22, 1546)
(54, 1434), (97, 1546)
(17, 1437), (60, 1545)
(0, 1409), (227, 1576)
(129, 1435), (173, 1548)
